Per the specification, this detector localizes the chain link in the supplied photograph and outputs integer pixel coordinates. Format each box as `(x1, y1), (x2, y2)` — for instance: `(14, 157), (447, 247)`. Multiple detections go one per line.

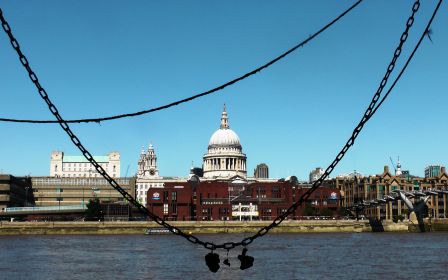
(0, 0), (423, 252)
(0, 1), (364, 125)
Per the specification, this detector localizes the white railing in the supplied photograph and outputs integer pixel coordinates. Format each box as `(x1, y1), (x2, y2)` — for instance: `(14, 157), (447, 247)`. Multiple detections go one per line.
(2, 205), (87, 212)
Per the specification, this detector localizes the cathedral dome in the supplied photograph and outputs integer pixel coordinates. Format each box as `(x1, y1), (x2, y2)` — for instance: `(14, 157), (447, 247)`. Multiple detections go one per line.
(208, 128), (241, 148)
(207, 104), (242, 148)
(203, 105), (247, 179)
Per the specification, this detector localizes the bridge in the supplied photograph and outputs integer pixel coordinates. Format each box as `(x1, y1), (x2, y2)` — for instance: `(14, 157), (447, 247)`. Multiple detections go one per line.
(0, 205), (87, 217)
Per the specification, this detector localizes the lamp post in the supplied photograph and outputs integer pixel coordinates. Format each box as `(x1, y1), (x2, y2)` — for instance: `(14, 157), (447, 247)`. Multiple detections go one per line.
(58, 189), (62, 211)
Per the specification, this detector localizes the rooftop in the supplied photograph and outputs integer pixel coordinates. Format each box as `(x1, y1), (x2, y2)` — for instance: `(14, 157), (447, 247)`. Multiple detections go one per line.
(63, 156), (109, 163)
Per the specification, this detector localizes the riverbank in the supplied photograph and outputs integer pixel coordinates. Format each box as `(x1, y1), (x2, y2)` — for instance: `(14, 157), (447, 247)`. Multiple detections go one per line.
(0, 219), (420, 235)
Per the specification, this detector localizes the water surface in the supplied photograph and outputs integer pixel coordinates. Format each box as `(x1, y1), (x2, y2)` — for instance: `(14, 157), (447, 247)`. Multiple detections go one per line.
(0, 233), (447, 279)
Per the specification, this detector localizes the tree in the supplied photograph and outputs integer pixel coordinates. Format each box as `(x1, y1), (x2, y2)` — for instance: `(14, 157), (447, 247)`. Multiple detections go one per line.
(303, 204), (315, 216)
(84, 198), (104, 221)
(319, 207), (333, 217)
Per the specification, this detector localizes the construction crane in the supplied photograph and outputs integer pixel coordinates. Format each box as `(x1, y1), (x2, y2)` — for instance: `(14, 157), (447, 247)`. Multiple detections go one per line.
(124, 164), (130, 177)
(389, 156), (403, 176)
(389, 157), (397, 174)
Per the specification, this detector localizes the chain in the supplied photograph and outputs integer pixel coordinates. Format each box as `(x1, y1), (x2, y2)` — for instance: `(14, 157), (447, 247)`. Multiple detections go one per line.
(0, 1), (363, 124)
(0, 0), (436, 252)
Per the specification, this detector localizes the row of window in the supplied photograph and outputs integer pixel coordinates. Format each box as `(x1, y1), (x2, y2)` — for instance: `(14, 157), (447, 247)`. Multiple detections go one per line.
(136, 183), (164, 188)
(63, 163), (108, 167)
(55, 164), (116, 172)
(54, 173), (117, 178)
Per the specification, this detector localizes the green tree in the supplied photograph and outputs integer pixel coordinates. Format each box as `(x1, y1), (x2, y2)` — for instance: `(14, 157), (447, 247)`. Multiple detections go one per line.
(303, 204), (315, 216)
(319, 207), (333, 217)
(84, 198), (104, 221)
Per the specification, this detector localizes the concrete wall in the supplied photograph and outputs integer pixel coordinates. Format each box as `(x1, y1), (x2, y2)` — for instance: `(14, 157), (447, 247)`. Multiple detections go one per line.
(0, 220), (415, 235)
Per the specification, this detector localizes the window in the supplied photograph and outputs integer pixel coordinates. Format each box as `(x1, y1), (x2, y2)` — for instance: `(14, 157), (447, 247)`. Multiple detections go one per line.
(272, 186), (281, 198)
(172, 191), (177, 202)
(163, 191), (169, 203)
(256, 186), (266, 198)
(171, 203), (177, 214)
(163, 203), (168, 215)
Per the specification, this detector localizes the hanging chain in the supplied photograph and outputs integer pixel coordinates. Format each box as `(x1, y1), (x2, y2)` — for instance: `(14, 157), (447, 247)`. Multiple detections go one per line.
(0, 0), (422, 251)
(0, 1), (363, 124)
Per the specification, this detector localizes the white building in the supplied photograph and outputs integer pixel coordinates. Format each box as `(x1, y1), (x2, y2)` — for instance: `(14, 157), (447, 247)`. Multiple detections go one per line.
(202, 105), (247, 178)
(137, 144), (159, 178)
(50, 151), (120, 178)
(135, 144), (166, 205)
(309, 167), (324, 183)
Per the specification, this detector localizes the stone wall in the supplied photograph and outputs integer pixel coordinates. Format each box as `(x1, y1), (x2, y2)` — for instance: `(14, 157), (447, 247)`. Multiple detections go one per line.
(0, 220), (415, 235)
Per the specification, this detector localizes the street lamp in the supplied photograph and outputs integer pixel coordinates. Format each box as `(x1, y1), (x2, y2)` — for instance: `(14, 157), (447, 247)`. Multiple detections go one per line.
(39, 192), (43, 207)
(57, 189), (62, 211)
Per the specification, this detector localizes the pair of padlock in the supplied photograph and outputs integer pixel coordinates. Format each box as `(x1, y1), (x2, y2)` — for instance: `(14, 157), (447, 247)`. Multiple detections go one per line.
(205, 248), (254, 272)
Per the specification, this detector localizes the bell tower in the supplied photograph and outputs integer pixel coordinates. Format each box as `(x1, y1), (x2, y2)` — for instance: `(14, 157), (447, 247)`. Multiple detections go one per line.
(137, 144), (159, 178)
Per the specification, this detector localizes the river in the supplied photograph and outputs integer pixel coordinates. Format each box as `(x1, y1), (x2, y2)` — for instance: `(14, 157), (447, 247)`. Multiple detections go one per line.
(0, 233), (447, 279)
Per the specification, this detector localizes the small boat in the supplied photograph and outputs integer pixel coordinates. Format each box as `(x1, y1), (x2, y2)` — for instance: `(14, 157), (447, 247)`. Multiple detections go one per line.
(145, 228), (172, 235)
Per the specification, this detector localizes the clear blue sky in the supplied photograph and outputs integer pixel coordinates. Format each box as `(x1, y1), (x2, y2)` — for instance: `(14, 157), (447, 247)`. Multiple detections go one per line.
(0, 1), (446, 179)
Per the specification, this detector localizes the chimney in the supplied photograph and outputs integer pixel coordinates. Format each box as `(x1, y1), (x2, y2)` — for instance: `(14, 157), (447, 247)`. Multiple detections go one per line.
(442, 166), (446, 174)
(384, 165), (389, 174)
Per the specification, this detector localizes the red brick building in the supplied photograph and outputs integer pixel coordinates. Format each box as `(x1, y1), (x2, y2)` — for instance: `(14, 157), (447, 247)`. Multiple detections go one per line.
(145, 107), (340, 221)
(146, 176), (340, 221)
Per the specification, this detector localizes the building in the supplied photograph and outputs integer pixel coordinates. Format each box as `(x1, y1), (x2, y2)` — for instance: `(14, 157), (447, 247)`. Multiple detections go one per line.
(50, 151), (120, 178)
(146, 177), (340, 221)
(309, 167), (324, 183)
(425, 165), (444, 178)
(137, 144), (159, 178)
(145, 105), (340, 221)
(202, 105), (247, 178)
(254, 163), (269, 179)
(135, 144), (171, 206)
(335, 166), (448, 220)
(0, 175), (34, 211)
(31, 177), (135, 207)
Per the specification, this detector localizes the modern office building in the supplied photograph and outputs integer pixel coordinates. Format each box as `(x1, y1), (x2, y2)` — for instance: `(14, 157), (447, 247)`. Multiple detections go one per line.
(425, 165), (444, 178)
(254, 163), (269, 179)
(0, 175), (34, 211)
(31, 176), (135, 207)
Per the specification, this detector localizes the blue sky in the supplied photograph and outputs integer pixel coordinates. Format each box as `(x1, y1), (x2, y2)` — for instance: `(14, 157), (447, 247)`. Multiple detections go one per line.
(0, 1), (446, 180)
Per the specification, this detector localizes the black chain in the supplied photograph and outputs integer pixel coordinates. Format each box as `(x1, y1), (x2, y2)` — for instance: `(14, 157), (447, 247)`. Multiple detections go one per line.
(0, 1), (363, 124)
(1, 0), (439, 252)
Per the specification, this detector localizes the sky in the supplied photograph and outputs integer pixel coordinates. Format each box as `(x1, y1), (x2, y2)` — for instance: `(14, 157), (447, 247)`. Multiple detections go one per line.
(0, 0), (447, 180)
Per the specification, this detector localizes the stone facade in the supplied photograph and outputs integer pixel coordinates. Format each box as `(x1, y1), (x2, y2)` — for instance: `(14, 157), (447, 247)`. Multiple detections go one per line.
(309, 167), (324, 183)
(50, 151), (120, 178)
(202, 106), (247, 178)
(334, 166), (448, 220)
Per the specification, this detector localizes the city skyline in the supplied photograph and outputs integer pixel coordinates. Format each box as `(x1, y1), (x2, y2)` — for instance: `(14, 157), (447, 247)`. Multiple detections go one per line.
(1, 1), (447, 180)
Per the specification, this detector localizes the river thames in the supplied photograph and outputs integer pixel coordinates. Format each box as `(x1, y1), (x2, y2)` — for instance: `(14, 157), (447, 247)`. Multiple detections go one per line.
(0, 232), (447, 280)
